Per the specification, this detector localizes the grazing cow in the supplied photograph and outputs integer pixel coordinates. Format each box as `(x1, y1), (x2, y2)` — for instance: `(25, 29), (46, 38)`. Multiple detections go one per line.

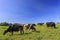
(32, 24), (36, 26)
(37, 23), (44, 25)
(24, 24), (36, 31)
(24, 24), (30, 30)
(30, 24), (36, 31)
(46, 22), (56, 28)
(3, 24), (24, 35)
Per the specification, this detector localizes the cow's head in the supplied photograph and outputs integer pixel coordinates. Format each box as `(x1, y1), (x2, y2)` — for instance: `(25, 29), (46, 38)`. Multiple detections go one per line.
(32, 24), (36, 26)
(3, 30), (8, 35)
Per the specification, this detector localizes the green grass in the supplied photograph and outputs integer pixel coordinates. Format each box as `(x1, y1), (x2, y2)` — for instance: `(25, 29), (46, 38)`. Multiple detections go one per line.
(0, 24), (60, 40)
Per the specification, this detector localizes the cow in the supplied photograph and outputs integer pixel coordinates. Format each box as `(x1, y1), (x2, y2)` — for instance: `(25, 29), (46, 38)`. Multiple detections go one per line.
(30, 24), (36, 31)
(3, 24), (24, 35)
(37, 23), (44, 25)
(24, 24), (36, 31)
(46, 22), (56, 28)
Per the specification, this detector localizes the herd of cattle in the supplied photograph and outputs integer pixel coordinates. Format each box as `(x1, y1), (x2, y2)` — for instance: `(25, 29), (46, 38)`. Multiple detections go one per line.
(3, 22), (56, 35)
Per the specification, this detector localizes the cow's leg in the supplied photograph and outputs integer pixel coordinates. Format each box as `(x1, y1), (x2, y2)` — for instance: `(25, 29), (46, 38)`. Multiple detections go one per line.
(11, 31), (13, 35)
(47, 25), (49, 28)
(20, 30), (24, 35)
(54, 25), (56, 28)
(20, 30), (22, 34)
(46, 24), (49, 28)
(22, 30), (24, 34)
(10, 31), (13, 36)
(33, 28), (36, 31)
(30, 27), (36, 32)
(32, 27), (36, 32)
(11, 32), (13, 35)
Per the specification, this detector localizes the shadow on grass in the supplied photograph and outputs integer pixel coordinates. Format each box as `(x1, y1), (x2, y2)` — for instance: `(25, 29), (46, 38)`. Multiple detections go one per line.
(11, 34), (24, 36)
(24, 32), (32, 35)
(47, 27), (59, 29)
(55, 27), (59, 29)
(9, 32), (32, 36)
(37, 37), (42, 40)
(8, 31), (40, 36)
(36, 31), (40, 33)
(5, 38), (13, 40)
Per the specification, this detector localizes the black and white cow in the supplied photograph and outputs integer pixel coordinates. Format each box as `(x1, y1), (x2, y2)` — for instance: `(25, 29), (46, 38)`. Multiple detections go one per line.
(3, 24), (24, 35)
(24, 24), (36, 31)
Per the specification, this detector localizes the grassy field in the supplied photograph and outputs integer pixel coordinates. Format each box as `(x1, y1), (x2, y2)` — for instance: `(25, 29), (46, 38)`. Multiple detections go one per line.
(0, 24), (60, 40)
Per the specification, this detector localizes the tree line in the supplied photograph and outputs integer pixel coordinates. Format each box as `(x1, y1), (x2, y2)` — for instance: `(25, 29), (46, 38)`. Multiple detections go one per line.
(0, 22), (22, 26)
(0, 22), (12, 26)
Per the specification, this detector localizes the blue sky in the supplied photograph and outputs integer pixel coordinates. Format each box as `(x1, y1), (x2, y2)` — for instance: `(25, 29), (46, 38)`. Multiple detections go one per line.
(0, 0), (60, 24)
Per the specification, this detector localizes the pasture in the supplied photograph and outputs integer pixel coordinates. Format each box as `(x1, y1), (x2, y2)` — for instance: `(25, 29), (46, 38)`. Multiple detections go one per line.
(0, 24), (60, 40)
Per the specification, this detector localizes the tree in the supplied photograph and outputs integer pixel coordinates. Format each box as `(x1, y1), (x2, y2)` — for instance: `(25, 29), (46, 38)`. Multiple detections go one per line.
(0, 22), (9, 26)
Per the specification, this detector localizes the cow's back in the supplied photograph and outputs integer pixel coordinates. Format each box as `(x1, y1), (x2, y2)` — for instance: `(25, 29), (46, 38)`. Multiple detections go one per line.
(46, 22), (56, 28)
